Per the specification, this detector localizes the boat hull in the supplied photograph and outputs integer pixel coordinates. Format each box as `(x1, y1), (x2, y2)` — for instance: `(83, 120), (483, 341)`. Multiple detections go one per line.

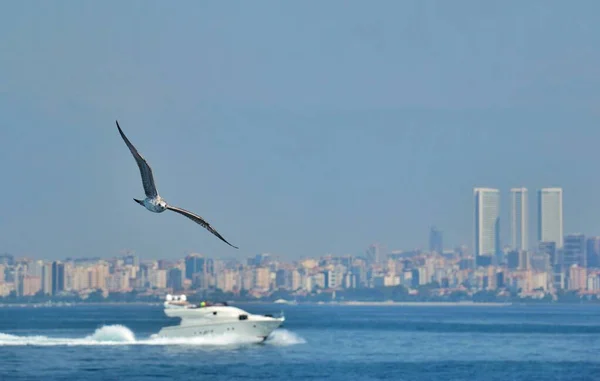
(155, 319), (284, 341)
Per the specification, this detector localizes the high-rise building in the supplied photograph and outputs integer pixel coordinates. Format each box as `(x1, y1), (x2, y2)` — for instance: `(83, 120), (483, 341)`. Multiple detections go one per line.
(51, 261), (65, 295)
(510, 188), (528, 251)
(148, 269), (167, 289)
(429, 227), (443, 254)
(496, 271), (505, 288)
(563, 233), (586, 268)
(205, 258), (215, 276)
(586, 237), (600, 269)
(167, 268), (183, 291)
(27, 260), (44, 278)
(518, 250), (530, 270)
(0, 253), (14, 266)
(185, 254), (205, 280)
(474, 188), (500, 261)
(123, 255), (139, 267)
(22, 276), (41, 296)
(507, 250), (519, 270)
(530, 253), (550, 271)
(568, 264), (587, 290)
(254, 267), (271, 291)
(537, 188), (564, 248)
(366, 244), (382, 264)
(539, 241), (557, 267)
(41, 263), (52, 295)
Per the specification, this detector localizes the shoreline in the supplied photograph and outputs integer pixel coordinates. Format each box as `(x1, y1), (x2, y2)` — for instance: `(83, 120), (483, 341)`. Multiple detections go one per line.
(3, 300), (599, 308)
(234, 300), (513, 306)
(0, 302), (162, 308)
(330, 301), (512, 307)
(0, 301), (512, 307)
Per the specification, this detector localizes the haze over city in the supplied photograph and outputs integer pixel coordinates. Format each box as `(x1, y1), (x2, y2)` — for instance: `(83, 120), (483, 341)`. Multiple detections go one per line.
(2, 1), (600, 261)
(4, 3), (600, 381)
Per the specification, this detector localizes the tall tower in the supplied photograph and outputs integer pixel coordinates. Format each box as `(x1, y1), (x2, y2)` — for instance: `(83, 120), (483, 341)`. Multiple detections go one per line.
(474, 188), (500, 260)
(563, 233), (585, 268)
(510, 188), (528, 251)
(51, 261), (64, 295)
(429, 227), (443, 254)
(537, 188), (563, 248)
(587, 237), (600, 269)
(42, 262), (52, 295)
(366, 244), (382, 264)
(185, 254), (205, 280)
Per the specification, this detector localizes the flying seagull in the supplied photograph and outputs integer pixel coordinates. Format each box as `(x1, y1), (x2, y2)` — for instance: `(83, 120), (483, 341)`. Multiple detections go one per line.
(116, 120), (238, 249)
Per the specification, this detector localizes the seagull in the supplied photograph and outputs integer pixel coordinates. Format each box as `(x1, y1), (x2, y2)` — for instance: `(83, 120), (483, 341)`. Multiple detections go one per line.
(116, 120), (238, 249)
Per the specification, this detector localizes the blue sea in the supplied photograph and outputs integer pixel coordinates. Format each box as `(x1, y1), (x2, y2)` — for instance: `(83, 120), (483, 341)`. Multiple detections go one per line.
(1, 303), (599, 380)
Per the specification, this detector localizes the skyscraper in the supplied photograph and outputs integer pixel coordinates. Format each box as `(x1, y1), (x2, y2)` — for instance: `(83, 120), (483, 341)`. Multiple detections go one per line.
(563, 233), (586, 268)
(185, 254), (205, 280)
(586, 237), (600, 269)
(539, 241), (557, 267)
(167, 268), (183, 291)
(429, 227), (443, 254)
(366, 244), (382, 264)
(51, 261), (64, 295)
(474, 188), (500, 262)
(42, 262), (52, 295)
(510, 188), (528, 251)
(537, 188), (564, 248)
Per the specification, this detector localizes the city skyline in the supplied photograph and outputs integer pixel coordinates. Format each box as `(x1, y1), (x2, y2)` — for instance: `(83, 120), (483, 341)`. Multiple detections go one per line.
(5, 225), (600, 303)
(2, 4), (600, 380)
(3, 184), (600, 303)
(473, 186), (566, 257)
(0, 184), (586, 261)
(470, 186), (567, 254)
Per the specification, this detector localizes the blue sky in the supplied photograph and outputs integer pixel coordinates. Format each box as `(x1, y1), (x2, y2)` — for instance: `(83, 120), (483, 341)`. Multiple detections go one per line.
(1, 1), (600, 260)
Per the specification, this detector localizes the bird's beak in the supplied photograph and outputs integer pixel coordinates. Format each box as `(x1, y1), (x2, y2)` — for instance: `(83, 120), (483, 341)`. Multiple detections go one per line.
(133, 198), (143, 205)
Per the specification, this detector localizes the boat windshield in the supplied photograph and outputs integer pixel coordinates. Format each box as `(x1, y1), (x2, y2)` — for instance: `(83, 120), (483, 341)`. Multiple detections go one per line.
(196, 301), (229, 307)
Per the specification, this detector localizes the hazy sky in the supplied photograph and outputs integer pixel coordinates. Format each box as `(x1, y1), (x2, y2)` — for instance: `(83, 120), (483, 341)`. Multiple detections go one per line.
(1, 1), (600, 261)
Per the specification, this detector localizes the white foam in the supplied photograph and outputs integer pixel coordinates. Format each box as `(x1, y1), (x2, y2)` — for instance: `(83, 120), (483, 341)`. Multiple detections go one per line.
(265, 329), (306, 346)
(147, 333), (261, 347)
(0, 325), (305, 347)
(0, 325), (136, 346)
(85, 324), (136, 343)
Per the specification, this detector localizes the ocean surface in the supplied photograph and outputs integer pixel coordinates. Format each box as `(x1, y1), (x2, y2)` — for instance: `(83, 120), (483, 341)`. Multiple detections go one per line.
(1, 303), (599, 380)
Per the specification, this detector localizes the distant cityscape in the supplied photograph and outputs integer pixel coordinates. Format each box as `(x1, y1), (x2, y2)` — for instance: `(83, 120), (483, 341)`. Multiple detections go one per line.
(1, 186), (599, 304)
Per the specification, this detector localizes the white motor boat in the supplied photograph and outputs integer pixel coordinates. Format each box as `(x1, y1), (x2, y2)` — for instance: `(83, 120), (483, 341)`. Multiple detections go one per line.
(155, 294), (285, 342)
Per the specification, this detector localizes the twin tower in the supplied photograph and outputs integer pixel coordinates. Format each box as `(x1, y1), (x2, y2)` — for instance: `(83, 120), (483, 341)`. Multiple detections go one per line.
(474, 187), (563, 260)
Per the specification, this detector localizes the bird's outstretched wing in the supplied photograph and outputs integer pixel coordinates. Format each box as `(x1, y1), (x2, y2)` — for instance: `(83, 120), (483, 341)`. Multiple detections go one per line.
(166, 205), (239, 249)
(116, 120), (159, 198)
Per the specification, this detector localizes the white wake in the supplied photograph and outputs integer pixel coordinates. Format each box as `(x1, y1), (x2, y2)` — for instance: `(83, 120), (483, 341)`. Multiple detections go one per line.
(0, 325), (305, 347)
(265, 329), (306, 345)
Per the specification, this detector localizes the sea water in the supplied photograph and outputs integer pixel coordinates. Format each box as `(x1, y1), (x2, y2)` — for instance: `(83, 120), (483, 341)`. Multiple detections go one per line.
(0, 303), (599, 380)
